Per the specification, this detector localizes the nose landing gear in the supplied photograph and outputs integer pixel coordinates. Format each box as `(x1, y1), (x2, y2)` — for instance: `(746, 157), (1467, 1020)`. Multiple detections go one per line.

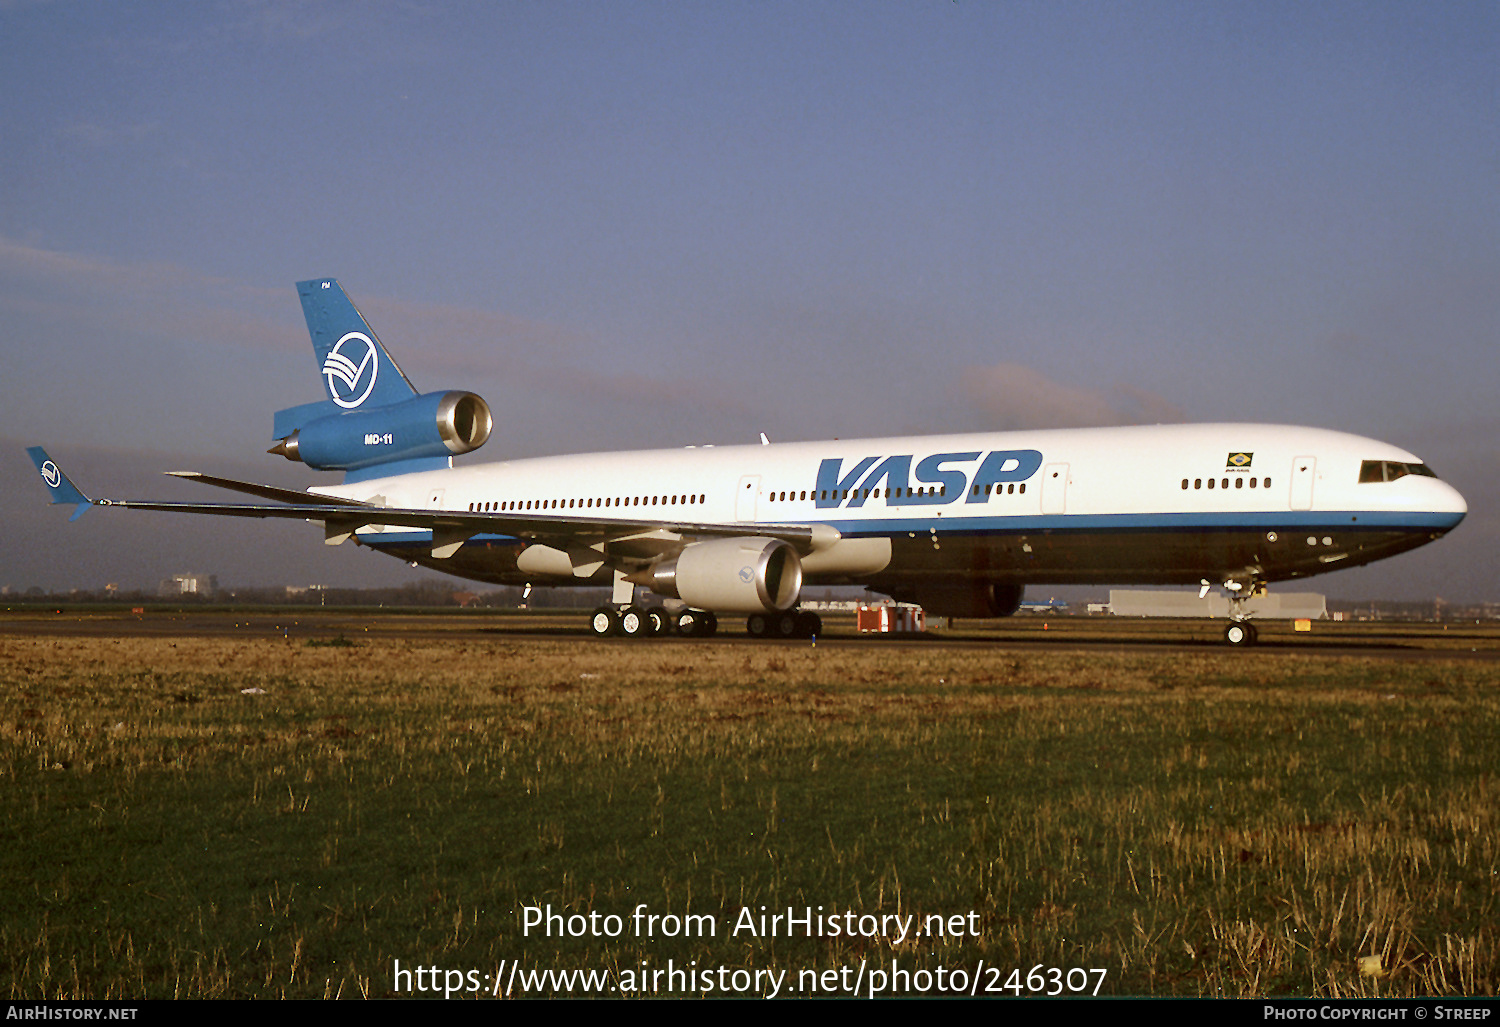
(1223, 621), (1259, 647)
(1204, 575), (1265, 647)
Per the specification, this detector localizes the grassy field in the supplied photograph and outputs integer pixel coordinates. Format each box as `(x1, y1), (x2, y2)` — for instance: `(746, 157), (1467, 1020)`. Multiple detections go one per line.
(1, 625), (1496, 998)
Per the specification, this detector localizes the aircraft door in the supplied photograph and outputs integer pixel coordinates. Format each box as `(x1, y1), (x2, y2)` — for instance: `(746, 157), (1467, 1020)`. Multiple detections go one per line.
(1041, 463), (1069, 515)
(736, 475), (760, 522)
(1289, 457), (1315, 510)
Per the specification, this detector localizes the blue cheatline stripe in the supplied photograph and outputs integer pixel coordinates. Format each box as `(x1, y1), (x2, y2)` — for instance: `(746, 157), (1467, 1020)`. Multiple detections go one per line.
(823, 509), (1463, 536)
(355, 509), (1457, 552)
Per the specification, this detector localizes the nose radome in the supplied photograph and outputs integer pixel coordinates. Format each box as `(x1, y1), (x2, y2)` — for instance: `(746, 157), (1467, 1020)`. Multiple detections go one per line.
(1433, 479), (1467, 524)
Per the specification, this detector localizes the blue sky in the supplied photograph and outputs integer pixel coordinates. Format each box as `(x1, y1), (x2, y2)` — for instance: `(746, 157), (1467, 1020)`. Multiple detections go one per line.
(3, 2), (1496, 599)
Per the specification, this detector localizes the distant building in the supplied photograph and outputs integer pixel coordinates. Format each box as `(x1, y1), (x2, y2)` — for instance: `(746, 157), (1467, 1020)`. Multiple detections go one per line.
(1108, 589), (1327, 619)
(159, 573), (217, 598)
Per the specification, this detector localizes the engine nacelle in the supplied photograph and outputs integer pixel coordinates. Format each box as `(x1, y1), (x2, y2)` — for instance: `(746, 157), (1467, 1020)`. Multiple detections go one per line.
(271, 391), (492, 472)
(886, 582), (1024, 618)
(645, 537), (803, 614)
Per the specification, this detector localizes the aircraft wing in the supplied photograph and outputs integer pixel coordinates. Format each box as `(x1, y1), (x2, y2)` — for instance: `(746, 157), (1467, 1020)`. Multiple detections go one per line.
(83, 496), (827, 565)
(30, 450), (829, 563)
(161, 471), (370, 507)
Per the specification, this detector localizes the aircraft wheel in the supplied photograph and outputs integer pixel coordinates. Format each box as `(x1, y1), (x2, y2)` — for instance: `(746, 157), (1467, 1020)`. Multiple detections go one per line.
(775, 612), (800, 638)
(590, 606), (619, 638)
(678, 610), (718, 637)
(796, 611), (822, 638)
(646, 605), (670, 636)
(746, 613), (769, 637)
(619, 605), (650, 639)
(1224, 622), (1256, 647)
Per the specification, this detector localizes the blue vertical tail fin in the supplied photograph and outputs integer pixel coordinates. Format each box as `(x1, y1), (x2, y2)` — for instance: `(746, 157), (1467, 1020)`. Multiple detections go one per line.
(296, 279), (419, 412)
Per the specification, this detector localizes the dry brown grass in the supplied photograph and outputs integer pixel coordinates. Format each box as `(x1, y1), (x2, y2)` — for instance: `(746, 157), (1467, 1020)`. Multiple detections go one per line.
(1, 632), (1496, 997)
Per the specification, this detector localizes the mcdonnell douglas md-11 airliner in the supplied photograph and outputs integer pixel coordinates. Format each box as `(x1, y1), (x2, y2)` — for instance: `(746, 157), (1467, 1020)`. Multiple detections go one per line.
(29, 280), (1466, 645)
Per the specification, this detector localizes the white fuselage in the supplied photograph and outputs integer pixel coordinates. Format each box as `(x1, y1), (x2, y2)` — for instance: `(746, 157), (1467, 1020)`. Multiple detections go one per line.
(314, 422), (1465, 597)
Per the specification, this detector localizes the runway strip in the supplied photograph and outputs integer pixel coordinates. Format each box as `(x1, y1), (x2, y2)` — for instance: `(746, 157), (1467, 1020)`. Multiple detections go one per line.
(4, 608), (1499, 661)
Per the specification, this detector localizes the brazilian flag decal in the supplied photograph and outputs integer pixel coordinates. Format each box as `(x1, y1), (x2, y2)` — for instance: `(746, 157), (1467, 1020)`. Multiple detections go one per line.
(1226, 452), (1253, 468)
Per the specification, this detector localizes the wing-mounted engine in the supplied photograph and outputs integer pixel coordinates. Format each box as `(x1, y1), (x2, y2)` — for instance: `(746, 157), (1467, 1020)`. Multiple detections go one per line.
(639, 537), (803, 614)
(269, 391), (492, 473)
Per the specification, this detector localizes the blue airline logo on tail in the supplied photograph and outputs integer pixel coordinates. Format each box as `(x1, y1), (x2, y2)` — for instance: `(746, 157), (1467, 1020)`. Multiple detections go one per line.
(814, 449), (1043, 508)
(39, 460), (61, 489)
(322, 332), (380, 408)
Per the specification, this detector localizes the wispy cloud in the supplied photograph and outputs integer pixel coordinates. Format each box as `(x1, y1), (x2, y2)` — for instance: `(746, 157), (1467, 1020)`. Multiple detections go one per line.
(960, 362), (1185, 430)
(0, 236), (751, 424)
(0, 235), (294, 351)
(358, 293), (753, 422)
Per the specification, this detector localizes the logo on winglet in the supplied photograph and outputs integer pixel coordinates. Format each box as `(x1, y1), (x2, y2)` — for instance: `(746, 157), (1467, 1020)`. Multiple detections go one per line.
(40, 461), (61, 489)
(322, 332), (379, 408)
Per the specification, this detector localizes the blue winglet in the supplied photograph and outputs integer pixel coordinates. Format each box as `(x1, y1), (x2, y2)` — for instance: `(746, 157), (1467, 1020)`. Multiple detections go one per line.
(26, 447), (93, 521)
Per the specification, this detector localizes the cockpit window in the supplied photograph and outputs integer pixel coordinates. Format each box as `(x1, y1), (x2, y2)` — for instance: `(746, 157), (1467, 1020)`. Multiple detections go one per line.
(1359, 460), (1438, 483)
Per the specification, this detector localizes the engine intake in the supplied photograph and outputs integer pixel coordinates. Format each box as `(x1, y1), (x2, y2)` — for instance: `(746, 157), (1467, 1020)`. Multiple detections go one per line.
(644, 537), (803, 614)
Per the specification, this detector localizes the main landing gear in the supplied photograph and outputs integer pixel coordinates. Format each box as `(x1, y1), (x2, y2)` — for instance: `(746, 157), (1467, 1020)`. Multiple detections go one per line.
(746, 610), (822, 639)
(590, 604), (719, 638)
(588, 605), (822, 639)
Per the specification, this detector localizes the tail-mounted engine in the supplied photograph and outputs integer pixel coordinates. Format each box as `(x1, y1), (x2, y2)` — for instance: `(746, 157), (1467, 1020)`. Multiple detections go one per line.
(270, 391), (492, 472)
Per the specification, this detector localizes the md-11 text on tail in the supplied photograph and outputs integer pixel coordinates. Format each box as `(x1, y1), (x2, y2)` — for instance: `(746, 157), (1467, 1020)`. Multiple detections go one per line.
(29, 279), (1466, 645)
